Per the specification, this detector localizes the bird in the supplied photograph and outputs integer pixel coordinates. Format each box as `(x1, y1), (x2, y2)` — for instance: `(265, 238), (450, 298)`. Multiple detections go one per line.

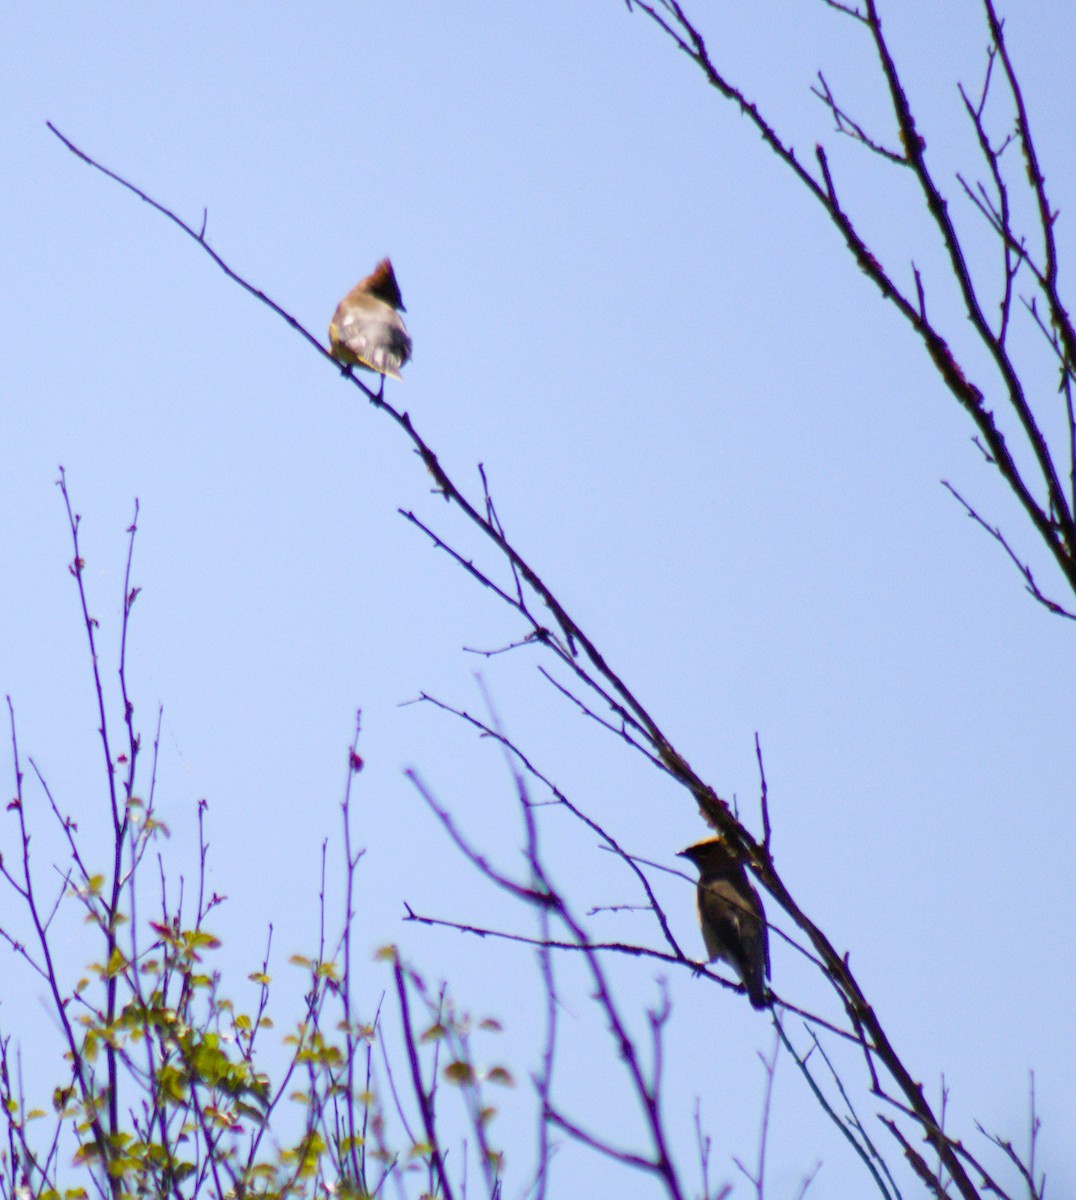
(677, 837), (771, 1009)
(329, 258), (412, 384)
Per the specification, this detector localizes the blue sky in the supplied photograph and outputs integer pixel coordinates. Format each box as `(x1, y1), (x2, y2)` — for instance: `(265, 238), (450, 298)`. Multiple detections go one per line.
(2, 2), (1074, 1195)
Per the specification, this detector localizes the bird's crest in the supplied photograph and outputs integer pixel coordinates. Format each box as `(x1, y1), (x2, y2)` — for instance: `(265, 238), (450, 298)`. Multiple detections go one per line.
(678, 837), (733, 863)
(358, 257), (405, 310)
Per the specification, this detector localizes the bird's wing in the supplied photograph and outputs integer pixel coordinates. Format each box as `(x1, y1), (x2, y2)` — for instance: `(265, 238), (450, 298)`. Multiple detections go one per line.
(330, 310), (412, 379)
(701, 877), (770, 983)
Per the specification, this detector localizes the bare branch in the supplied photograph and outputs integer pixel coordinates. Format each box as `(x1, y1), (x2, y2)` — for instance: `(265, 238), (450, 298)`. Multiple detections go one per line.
(942, 481), (1076, 620)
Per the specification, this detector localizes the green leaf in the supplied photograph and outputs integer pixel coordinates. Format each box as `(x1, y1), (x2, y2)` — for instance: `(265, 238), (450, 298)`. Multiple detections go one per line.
(443, 1061), (475, 1085)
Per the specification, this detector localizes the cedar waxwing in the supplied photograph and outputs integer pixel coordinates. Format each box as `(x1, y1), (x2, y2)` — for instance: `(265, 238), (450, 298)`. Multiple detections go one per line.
(678, 838), (771, 1009)
(329, 258), (412, 381)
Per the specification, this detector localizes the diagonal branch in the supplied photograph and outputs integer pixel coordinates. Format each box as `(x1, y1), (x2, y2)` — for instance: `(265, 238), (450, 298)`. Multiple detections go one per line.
(625, 4), (1076, 605)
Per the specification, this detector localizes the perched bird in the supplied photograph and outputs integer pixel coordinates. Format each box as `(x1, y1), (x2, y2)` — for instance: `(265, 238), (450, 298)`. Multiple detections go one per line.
(678, 838), (771, 1009)
(329, 258), (412, 383)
